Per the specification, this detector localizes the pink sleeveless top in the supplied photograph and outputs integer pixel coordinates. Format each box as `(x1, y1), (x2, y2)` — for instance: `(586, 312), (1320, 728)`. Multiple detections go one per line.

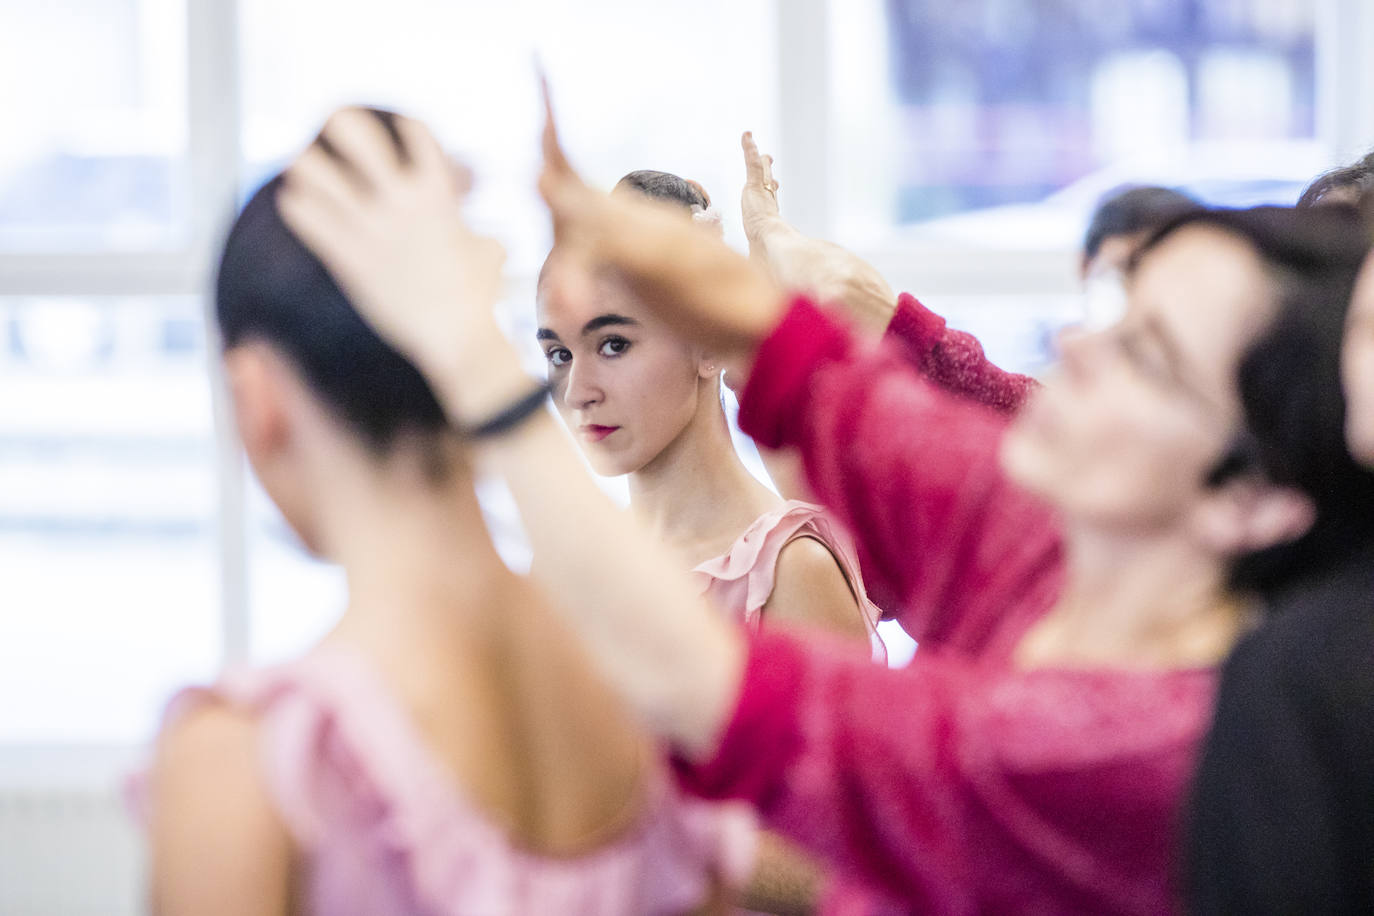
(692, 500), (887, 664)
(132, 647), (757, 916)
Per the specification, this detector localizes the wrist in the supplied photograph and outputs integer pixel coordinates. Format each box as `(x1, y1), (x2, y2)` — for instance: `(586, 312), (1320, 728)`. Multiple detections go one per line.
(421, 322), (538, 428)
(746, 217), (796, 256)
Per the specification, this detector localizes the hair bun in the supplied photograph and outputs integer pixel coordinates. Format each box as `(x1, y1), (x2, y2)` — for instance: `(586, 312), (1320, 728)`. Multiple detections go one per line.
(685, 179), (712, 209)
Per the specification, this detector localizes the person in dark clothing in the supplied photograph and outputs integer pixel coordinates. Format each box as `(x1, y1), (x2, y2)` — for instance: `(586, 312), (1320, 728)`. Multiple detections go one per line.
(1187, 221), (1374, 915)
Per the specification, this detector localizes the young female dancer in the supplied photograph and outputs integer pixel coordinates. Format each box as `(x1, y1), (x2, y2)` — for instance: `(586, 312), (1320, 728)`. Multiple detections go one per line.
(539, 165), (885, 912)
(136, 110), (754, 916)
(536, 168), (885, 657)
(277, 104), (1369, 913)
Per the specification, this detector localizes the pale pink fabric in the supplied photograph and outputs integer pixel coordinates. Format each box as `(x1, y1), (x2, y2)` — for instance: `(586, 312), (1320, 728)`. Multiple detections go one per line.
(132, 646), (757, 916)
(692, 500), (887, 664)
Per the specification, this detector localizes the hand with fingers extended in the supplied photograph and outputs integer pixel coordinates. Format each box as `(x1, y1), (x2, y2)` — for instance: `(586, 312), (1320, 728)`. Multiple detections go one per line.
(277, 107), (507, 386)
(537, 83), (784, 359)
(736, 132), (897, 336)
(740, 131), (791, 259)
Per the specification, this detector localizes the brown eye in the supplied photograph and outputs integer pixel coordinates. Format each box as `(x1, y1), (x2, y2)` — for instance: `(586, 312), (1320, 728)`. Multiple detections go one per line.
(545, 347), (572, 368)
(598, 337), (631, 358)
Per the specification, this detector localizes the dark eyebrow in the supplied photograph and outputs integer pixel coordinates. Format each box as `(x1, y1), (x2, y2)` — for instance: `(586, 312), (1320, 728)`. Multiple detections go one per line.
(582, 314), (639, 335)
(536, 328), (560, 342)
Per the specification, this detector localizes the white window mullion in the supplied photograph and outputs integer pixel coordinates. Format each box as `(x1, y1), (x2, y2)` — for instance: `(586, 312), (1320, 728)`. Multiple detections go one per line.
(185, 0), (248, 668)
(776, 0), (834, 239)
(1317, 0), (1374, 164)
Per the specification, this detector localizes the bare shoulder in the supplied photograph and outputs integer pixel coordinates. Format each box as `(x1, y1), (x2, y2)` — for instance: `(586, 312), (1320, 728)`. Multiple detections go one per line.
(764, 535), (869, 641)
(149, 703), (293, 915)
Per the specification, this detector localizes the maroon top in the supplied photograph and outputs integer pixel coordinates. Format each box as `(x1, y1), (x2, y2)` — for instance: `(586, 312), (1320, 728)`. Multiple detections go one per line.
(885, 292), (1038, 415)
(677, 297), (1216, 915)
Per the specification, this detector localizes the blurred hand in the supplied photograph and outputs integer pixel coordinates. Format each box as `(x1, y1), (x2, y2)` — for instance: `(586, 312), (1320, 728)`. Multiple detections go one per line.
(278, 108), (506, 376)
(538, 80), (784, 358)
(735, 133), (897, 336)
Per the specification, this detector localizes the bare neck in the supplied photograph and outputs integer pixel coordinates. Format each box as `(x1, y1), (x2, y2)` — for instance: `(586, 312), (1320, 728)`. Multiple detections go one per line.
(627, 385), (780, 566)
(317, 465), (521, 665)
(1017, 523), (1254, 670)
(308, 455), (649, 857)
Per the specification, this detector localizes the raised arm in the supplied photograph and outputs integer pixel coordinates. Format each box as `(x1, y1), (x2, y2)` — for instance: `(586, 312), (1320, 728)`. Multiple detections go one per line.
(674, 628), (977, 909)
(741, 132), (1036, 415)
(277, 107), (743, 758)
(740, 132), (897, 337)
(735, 296), (1055, 637)
(885, 293), (1038, 414)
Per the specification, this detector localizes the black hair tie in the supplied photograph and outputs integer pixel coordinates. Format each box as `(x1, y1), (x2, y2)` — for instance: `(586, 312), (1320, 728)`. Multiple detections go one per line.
(458, 381), (553, 440)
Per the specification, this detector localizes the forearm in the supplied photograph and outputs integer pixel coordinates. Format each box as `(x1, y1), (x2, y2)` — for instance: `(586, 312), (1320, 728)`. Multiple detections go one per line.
(752, 222), (896, 337)
(884, 293), (1038, 414)
(491, 414), (744, 756)
(431, 325), (745, 757)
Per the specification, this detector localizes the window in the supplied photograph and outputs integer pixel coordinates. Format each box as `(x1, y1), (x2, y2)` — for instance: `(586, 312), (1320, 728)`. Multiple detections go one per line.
(238, 0), (778, 273)
(0, 295), (217, 741)
(0, 0), (190, 251)
(822, 0), (1329, 373)
(235, 0), (780, 661)
(833, 0), (1320, 248)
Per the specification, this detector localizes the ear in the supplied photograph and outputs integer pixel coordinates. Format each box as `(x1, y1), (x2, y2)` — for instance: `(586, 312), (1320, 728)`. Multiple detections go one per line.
(222, 344), (293, 472)
(1190, 476), (1317, 556)
(697, 352), (721, 381)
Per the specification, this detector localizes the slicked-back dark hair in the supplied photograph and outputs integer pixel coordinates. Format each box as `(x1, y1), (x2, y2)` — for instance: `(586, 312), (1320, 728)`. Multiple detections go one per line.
(1297, 149), (1374, 209)
(614, 170), (708, 211)
(1083, 185), (1202, 263)
(215, 109), (450, 454)
(1137, 205), (1374, 598)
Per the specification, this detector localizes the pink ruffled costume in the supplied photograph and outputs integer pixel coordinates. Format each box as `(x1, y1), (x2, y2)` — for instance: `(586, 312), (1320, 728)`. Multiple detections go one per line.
(131, 647), (756, 915)
(693, 500), (888, 665)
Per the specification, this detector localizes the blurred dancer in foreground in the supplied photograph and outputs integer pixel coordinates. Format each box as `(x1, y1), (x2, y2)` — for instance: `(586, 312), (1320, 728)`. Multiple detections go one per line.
(137, 109), (754, 916)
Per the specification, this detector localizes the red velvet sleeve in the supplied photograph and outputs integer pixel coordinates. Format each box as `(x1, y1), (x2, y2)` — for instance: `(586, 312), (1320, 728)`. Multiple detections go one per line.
(738, 297), (1060, 650)
(677, 629), (1216, 913)
(884, 293), (1038, 415)
(677, 629), (974, 911)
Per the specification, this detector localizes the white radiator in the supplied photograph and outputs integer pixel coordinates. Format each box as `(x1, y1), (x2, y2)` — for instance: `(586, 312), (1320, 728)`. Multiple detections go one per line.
(0, 782), (143, 915)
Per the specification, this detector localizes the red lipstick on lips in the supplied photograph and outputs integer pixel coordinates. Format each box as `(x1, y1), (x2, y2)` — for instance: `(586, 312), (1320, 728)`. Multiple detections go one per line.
(580, 424), (620, 443)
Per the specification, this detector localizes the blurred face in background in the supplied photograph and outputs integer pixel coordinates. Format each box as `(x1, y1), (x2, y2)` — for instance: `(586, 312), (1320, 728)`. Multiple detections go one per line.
(1003, 225), (1274, 534)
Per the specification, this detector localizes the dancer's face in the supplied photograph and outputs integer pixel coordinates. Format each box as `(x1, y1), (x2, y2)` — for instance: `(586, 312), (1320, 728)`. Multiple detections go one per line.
(537, 271), (710, 477)
(1003, 225), (1274, 531)
(1342, 249), (1374, 465)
